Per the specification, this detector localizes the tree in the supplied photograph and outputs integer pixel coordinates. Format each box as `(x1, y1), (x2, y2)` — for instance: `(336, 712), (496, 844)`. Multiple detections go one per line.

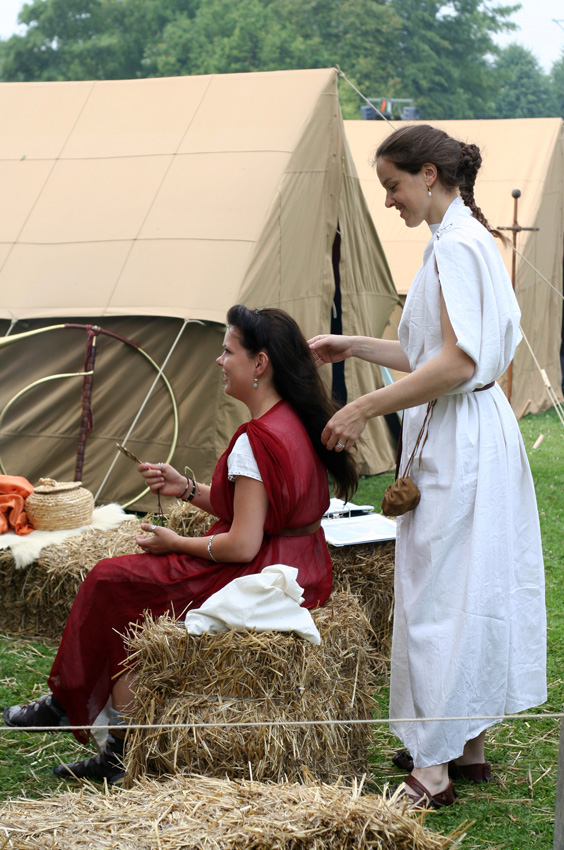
(382, 0), (520, 119)
(0, 0), (199, 81)
(491, 43), (555, 118)
(550, 51), (564, 119)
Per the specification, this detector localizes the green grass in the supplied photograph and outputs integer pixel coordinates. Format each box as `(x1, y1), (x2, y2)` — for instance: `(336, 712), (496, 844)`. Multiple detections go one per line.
(0, 408), (562, 849)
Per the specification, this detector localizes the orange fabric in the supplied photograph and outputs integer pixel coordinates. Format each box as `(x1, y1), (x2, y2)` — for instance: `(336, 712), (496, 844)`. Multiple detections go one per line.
(0, 475), (35, 535)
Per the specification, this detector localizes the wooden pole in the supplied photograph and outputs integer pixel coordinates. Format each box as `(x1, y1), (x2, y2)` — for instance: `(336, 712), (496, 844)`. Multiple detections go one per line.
(498, 189), (539, 405)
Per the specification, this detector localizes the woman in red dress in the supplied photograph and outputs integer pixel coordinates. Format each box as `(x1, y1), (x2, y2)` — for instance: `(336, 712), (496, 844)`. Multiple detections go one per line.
(4, 305), (358, 783)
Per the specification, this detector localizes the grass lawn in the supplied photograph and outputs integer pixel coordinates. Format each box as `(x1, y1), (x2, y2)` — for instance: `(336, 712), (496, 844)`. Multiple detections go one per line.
(0, 407), (562, 849)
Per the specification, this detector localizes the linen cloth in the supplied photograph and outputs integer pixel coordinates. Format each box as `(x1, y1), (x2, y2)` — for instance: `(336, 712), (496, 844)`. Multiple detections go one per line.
(227, 432), (262, 482)
(185, 564), (321, 644)
(391, 198), (547, 767)
(48, 400), (332, 742)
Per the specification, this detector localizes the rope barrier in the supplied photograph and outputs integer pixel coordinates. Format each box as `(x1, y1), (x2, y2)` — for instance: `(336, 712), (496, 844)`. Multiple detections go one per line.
(1, 711), (561, 735)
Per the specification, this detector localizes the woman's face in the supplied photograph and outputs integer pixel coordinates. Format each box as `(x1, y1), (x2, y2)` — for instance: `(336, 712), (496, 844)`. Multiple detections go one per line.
(376, 157), (431, 228)
(216, 327), (256, 401)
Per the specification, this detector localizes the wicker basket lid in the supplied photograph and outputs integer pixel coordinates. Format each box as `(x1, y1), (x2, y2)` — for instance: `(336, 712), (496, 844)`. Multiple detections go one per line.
(33, 478), (83, 494)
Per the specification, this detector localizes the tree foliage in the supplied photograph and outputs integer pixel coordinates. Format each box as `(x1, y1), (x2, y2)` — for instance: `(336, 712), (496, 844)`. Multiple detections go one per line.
(0, 0), (562, 120)
(490, 43), (556, 118)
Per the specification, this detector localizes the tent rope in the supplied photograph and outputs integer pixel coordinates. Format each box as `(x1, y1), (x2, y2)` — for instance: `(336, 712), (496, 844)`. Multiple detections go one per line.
(519, 326), (564, 428)
(334, 66), (397, 127)
(512, 246), (564, 301)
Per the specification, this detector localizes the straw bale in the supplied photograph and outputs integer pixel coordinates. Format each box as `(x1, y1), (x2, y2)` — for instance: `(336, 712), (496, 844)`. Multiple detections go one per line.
(0, 519), (143, 639)
(163, 499), (216, 537)
(0, 774), (466, 850)
(329, 541), (395, 655)
(124, 591), (379, 786)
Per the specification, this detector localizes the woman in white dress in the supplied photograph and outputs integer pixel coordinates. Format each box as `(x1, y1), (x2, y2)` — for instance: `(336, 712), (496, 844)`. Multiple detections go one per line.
(309, 124), (546, 808)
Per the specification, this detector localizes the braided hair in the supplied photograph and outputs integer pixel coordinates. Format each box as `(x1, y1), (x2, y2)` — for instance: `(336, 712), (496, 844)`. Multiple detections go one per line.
(374, 124), (505, 241)
(226, 305), (359, 502)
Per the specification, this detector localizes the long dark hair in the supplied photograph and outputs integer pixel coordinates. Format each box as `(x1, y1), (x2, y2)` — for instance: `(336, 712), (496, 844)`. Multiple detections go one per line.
(226, 304), (358, 502)
(375, 124), (505, 241)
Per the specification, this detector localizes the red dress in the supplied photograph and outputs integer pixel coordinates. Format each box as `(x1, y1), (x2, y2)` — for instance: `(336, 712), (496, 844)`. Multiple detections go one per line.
(48, 401), (332, 741)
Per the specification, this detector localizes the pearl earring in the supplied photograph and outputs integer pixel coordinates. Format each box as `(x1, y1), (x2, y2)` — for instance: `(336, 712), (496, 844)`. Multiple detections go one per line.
(428, 188), (432, 197)
(253, 376), (258, 388)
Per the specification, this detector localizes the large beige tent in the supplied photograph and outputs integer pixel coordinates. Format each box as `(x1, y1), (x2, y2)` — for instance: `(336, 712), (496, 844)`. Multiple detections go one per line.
(0, 69), (399, 510)
(344, 118), (564, 417)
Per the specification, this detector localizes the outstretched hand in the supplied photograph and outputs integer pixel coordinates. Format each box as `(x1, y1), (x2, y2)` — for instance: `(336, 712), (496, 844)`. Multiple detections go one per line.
(321, 400), (368, 453)
(136, 523), (183, 554)
(308, 334), (352, 367)
(138, 462), (186, 498)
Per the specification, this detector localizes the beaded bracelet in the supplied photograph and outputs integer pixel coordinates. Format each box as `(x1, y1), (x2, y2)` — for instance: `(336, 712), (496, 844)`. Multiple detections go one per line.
(207, 534), (218, 562)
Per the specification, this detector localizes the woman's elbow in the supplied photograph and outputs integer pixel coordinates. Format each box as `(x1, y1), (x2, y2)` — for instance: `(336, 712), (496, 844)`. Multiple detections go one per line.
(224, 537), (262, 563)
(446, 347), (476, 387)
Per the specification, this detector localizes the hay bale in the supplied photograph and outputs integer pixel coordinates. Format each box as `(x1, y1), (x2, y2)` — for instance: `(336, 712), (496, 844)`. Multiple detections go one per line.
(164, 499), (216, 537)
(0, 520), (143, 638)
(0, 774), (465, 850)
(330, 541), (395, 655)
(124, 591), (378, 785)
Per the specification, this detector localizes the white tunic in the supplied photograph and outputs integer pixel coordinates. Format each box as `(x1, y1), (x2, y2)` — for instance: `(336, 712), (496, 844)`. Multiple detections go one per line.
(391, 197), (547, 767)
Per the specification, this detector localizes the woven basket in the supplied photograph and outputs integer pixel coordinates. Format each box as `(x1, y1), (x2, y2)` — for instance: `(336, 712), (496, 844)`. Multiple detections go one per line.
(25, 478), (94, 531)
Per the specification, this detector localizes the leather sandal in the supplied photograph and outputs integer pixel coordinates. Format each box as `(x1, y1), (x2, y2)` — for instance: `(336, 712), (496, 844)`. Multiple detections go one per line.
(3, 694), (69, 729)
(392, 749), (493, 784)
(398, 774), (457, 809)
(449, 761), (492, 783)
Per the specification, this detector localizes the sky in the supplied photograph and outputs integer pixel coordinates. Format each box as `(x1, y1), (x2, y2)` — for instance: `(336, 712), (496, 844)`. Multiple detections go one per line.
(0, 0), (563, 72)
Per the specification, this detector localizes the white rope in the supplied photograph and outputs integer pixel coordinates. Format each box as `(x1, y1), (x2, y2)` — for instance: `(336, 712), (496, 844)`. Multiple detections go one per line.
(519, 326), (564, 428)
(334, 66), (397, 128)
(513, 245), (564, 301)
(2, 711), (561, 735)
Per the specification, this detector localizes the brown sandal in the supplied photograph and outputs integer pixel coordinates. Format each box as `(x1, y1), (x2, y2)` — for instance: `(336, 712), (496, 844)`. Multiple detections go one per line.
(449, 761), (492, 783)
(392, 749), (492, 784)
(399, 774), (457, 809)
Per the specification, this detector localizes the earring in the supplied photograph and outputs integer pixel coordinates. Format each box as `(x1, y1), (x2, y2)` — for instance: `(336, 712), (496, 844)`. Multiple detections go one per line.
(253, 375), (258, 388)
(428, 188), (432, 197)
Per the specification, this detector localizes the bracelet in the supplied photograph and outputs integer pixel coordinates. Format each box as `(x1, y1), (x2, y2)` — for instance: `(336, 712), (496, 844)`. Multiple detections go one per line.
(207, 534), (218, 562)
(181, 477), (197, 502)
(179, 477), (191, 500)
(183, 465), (200, 502)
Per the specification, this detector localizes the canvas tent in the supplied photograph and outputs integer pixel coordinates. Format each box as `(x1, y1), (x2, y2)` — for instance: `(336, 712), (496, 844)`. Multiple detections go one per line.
(344, 118), (564, 418)
(0, 68), (399, 511)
